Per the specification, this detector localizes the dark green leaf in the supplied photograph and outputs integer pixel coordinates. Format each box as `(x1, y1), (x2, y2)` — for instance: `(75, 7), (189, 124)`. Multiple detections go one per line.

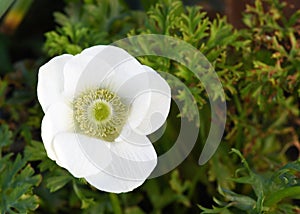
(46, 175), (72, 192)
(0, 125), (13, 148)
(0, 154), (41, 213)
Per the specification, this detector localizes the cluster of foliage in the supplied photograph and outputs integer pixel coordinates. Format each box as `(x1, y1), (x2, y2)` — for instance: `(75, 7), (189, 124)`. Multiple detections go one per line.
(44, 0), (147, 56)
(0, 0), (299, 213)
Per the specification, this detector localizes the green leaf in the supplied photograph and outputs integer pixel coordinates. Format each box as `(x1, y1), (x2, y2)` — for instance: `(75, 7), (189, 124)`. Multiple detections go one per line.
(147, 0), (183, 34)
(142, 179), (175, 211)
(0, 0), (14, 18)
(24, 140), (47, 161)
(276, 203), (300, 214)
(169, 170), (191, 207)
(73, 181), (95, 209)
(265, 186), (300, 207)
(0, 154), (41, 213)
(24, 140), (58, 172)
(44, 0), (134, 56)
(170, 170), (190, 193)
(0, 124), (13, 149)
(281, 159), (300, 171)
(198, 204), (233, 214)
(46, 175), (72, 193)
(230, 149), (265, 197)
(230, 149), (300, 212)
(124, 206), (146, 214)
(219, 187), (256, 211)
(179, 6), (209, 46)
(209, 145), (235, 190)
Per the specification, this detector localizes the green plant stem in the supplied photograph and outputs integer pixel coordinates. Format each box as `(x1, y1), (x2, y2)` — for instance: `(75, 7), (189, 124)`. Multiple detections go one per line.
(233, 94), (242, 114)
(109, 193), (122, 214)
(264, 186), (300, 207)
(233, 94), (244, 150)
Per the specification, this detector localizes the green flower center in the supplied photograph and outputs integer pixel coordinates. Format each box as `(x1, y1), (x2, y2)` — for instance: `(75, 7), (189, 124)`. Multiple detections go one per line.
(92, 102), (111, 122)
(73, 89), (128, 142)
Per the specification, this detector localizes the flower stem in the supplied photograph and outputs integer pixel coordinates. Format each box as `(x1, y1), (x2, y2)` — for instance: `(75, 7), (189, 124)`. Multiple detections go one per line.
(109, 193), (122, 214)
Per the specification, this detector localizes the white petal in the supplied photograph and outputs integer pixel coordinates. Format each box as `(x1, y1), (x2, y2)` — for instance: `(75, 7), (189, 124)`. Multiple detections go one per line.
(63, 45), (146, 99)
(114, 131), (157, 160)
(118, 65), (171, 135)
(101, 132), (156, 181)
(63, 46), (107, 98)
(85, 132), (157, 193)
(52, 133), (112, 178)
(37, 54), (73, 112)
(101, 48), (147, 95)
(85, 170), (147, 193)
(134, 92), (170, 135)
(41, 102), (73, 160)
(80, 45), (109, 57)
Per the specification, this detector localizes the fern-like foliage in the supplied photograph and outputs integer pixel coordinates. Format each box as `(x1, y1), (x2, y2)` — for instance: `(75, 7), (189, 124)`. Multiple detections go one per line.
(41, 0), (300, 212)
(0, 125), (41, 213)
(44, 0), (145, 56)
(126, 0), (243, 123)
(200, 149), (300, 213)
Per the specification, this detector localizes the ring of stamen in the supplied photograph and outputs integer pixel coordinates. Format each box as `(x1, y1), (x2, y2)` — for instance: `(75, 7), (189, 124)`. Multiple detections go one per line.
(73, 89), (128, 142)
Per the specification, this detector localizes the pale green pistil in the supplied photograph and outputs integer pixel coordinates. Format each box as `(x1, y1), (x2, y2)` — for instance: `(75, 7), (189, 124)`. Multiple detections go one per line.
(92, 102), (111, 122)
(73, 88), (128, 142)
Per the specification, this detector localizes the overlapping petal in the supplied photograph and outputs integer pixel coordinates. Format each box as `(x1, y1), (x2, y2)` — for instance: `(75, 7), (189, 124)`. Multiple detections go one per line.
(63, 46), (106, 98)
(134, 66), (171, 134)
(85, 131), (157, 193)
(53, 133), (112, 178)
(85, 170), (146, 193)
(107, 131), (157, 179)
(64, 45), (147, 99)
(37, 54), (72, 112)
(117, 65), (171, 135)
(41, 101), (73, 160)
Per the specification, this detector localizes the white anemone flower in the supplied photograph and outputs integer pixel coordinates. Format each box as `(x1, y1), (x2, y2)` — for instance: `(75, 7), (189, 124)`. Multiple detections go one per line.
(37, 45), (171, 193)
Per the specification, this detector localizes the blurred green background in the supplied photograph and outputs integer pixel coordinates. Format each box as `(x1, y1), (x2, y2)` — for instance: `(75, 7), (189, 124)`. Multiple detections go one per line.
(0, 0), (300, 213)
